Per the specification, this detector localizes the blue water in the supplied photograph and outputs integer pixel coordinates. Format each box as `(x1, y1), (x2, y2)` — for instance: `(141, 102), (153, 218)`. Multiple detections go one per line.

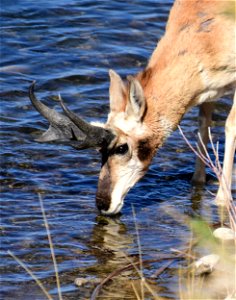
(0, 1), (233, 299)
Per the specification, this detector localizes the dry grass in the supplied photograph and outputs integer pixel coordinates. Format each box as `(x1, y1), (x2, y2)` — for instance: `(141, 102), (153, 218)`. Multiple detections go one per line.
(8, 194), (63, 300)
(177, 126), (236, 300)
(7, 250), (54, 300)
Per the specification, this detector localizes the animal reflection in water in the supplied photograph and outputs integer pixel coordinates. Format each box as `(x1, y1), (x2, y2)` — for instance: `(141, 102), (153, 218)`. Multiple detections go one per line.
(75, 216), (166, 298)
(30, 0), (236, 214)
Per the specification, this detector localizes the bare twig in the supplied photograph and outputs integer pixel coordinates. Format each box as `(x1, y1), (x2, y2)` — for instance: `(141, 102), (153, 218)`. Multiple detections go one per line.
(90, 255), (184, 300)
(178, 126), (236, 233)
(170, 248), (196, 260)
(124, 252), (161, 300)
(151, 259), (175, 278)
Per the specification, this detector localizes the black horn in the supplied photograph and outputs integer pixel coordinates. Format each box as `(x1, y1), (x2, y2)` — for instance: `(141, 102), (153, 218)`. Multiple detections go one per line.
(29, 81), (115, 149)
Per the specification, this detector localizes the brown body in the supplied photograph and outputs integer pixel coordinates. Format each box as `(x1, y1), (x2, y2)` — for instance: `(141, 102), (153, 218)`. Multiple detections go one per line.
(30, 0), (236, 215)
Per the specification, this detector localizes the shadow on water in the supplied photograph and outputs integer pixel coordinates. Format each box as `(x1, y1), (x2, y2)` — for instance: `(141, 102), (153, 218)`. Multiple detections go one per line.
(0, 0), (235, 299)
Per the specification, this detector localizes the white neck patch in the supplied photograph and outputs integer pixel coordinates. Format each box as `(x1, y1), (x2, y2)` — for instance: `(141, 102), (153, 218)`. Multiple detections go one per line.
(159, 116), (174, 138)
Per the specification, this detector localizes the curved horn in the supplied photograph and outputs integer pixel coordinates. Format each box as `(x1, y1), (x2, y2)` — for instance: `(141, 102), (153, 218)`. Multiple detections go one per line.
(59, 94), (100, 135)
(29, 81), (115, 149)
(59, 94), (115, 147)
(29, 81), (60, 123)
(29, 81), (50, 119)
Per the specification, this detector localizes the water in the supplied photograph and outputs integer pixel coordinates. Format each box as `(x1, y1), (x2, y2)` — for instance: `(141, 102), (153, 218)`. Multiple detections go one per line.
(0, 1), (234, 299)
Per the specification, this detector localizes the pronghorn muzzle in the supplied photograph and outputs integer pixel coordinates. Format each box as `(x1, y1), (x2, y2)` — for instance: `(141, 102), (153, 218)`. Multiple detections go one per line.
(29, 82), (115, 149)
(96, 164), (112, 213)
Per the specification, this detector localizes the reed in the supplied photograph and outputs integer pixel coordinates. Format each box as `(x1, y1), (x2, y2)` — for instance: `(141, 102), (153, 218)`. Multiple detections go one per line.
(38, 194), (63, 300)
(8, 194), (63, 300)
(7, 250), (53, 300)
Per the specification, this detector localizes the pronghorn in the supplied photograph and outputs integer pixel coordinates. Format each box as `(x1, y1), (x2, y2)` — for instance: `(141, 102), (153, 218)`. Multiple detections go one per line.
(30, 0), (236, 215)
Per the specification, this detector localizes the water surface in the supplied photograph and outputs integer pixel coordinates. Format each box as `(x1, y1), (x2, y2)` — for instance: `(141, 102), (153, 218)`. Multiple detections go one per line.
(0, 0), (234, 299)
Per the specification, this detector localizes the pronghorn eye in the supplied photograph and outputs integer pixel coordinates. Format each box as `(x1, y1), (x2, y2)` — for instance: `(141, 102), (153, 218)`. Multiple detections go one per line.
(114, 143), (129, 155)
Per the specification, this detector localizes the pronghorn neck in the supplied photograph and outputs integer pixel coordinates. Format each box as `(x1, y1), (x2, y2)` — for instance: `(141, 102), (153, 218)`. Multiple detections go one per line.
(136, 43), (199, 149)
(135, 0), (235, 151)
(137, 65), (196, 150)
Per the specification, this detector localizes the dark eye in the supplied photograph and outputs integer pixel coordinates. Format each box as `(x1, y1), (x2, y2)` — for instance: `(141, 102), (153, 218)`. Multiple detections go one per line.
(114, 143), (129, 155)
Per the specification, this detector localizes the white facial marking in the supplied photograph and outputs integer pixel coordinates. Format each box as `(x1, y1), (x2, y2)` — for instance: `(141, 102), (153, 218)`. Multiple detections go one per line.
(101, 157), (145, 215)
(90, 121), (106, 128)
(107, 111), (149, 136)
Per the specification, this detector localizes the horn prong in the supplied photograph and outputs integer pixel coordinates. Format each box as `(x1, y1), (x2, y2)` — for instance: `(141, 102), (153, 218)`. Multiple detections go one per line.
(58, 93), (92, 134)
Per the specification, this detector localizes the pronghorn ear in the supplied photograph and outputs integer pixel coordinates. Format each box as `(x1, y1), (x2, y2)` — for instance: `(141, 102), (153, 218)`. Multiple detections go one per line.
(126, 76), (146, 121)
(109, 69), (126, 113)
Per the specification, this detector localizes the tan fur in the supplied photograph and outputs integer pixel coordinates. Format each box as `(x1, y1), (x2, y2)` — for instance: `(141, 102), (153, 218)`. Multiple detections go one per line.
(137, 0), (235, 203)
(136, 0), (235, 149)
(97, 0), (236, 214)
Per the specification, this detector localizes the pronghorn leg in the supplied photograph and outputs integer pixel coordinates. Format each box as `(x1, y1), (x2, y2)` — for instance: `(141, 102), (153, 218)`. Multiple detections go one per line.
(192, 102), (215, 184)
(215, 91), (236, 204)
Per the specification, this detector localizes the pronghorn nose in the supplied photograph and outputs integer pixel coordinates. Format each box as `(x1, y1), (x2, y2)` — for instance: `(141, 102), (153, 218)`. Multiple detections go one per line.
(96, 193), (111, 212)
(96, 164), (113, 213)
(96, 190), (125, 215)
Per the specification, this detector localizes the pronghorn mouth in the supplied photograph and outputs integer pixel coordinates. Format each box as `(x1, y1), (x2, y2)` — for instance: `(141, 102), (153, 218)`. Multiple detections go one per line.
(100, 197), (124, 215)
(96, 193), (125, 215)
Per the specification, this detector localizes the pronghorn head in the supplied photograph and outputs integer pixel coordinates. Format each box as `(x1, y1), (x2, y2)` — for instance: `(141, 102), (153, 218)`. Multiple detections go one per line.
(29, 70), (155, 215)
(96, 70), (155, 214)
